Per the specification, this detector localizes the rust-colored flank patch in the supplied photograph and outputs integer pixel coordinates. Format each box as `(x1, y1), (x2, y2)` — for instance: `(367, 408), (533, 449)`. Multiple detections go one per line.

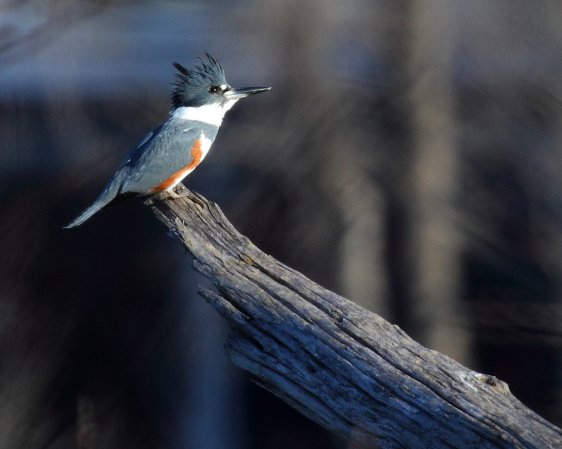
(151, 138), (203, 193)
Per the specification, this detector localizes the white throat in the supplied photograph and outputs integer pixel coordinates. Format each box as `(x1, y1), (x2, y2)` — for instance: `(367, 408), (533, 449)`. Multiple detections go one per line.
(172, 100), (238, 126)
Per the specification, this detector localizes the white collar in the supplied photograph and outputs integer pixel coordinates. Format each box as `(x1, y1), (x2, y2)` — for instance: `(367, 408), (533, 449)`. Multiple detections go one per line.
(172, 100), (238, 126)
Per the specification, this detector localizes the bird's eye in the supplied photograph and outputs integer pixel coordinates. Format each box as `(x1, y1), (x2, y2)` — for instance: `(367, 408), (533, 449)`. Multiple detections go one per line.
(209, 86), (221, 94)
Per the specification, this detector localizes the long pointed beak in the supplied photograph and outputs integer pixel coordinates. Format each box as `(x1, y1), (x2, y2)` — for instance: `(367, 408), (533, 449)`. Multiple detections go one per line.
(225, 86), (271, 99)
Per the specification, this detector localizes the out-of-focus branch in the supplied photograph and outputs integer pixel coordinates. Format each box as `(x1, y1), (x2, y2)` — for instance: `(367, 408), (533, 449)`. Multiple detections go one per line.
(146, 185), (562, 449)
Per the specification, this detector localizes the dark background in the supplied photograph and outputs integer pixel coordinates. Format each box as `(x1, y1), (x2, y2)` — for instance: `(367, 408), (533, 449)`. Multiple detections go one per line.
(1, 1), (561, 448)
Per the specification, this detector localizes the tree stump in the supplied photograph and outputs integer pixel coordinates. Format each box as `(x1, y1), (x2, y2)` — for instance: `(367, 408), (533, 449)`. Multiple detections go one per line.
(146, 186), (562, 449)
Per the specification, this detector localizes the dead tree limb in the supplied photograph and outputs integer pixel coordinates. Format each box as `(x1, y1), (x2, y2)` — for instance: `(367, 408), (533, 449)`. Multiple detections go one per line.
(146, 186), (562, 449)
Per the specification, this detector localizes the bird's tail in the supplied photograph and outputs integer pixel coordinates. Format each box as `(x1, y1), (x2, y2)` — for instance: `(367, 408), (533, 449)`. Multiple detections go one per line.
(64, 174), (125, 229)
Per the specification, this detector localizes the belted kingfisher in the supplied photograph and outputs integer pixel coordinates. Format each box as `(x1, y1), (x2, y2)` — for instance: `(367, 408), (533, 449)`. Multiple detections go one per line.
(65, 54), (270, 228)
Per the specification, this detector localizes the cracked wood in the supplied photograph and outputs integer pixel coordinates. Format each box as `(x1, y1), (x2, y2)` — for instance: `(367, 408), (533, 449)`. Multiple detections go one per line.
(146, 185), (562, 449)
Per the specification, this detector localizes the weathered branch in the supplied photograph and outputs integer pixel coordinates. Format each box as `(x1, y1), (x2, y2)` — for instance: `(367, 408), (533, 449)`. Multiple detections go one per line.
(146, 186), (562, 449)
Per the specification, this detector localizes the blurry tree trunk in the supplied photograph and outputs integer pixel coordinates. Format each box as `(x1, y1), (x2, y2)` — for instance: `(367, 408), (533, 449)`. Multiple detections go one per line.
(376, 0), (419, 331)
(243, 0), (389, 314)
(406, 1), (470, 362)
(549, 120), (562, 426)
(543, 1), (562, 425)
(146, 187), (562, 449)
(331, 160), (389, 316)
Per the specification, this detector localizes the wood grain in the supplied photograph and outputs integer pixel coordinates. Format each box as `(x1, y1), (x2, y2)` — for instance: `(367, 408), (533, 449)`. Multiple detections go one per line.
(146, 185), (562, 449)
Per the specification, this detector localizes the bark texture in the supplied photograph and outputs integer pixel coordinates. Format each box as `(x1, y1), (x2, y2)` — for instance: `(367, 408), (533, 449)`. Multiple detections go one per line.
(146, 186), (562, 449)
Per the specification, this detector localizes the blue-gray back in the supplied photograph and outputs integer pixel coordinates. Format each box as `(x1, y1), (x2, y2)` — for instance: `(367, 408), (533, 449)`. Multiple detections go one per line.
(118, 117), (219, 194)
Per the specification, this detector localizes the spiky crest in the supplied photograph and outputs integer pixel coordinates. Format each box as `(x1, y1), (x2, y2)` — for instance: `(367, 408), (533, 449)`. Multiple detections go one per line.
(171, 53), (227, 110)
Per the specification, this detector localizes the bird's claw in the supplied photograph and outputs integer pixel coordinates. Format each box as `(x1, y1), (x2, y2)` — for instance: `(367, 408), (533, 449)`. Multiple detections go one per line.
(164, 186), (205, 209)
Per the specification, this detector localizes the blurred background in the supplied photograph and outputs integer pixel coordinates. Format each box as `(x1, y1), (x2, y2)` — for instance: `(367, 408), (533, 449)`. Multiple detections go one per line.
(1, 0), (561, 448)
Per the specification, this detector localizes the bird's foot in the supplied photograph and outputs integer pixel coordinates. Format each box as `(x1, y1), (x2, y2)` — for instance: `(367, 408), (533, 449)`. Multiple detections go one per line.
(166, 187), (187, 199)
(165, 186), (205, 209)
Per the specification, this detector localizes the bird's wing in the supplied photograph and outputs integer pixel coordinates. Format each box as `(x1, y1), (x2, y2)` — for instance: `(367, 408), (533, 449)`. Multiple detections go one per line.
(120, 123), (202, 194)
(117, 125), (160, 169)
(64, 122), (207, 228)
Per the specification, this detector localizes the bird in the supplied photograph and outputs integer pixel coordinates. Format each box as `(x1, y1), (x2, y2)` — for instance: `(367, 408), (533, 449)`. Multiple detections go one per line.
(64, 53), (270, 228)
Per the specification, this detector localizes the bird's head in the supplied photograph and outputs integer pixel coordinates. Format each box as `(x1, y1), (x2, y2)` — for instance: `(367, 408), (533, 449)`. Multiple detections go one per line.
(171, 53), (270, 111)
